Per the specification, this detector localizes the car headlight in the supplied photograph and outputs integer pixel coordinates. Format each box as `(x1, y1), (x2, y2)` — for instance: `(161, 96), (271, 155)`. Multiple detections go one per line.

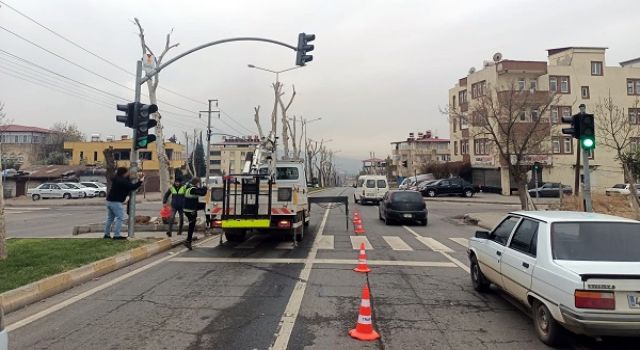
(278, 188), (292, 201)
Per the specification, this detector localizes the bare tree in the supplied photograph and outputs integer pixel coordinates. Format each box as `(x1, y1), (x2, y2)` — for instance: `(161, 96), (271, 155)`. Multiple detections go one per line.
(183, 130), (198, 178)
(277, 84), (296, 159)
(448, 82), (559, 209)
(0, 102), (8, 259)
(286, 115), (304, 160)
(594, 94), (640, 218)
(134, 18), (180, 196)
(253, 106), (265, 139)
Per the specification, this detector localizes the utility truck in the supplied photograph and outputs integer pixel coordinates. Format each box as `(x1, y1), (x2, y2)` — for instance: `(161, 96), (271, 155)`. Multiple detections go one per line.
(206, 132), (309, 242)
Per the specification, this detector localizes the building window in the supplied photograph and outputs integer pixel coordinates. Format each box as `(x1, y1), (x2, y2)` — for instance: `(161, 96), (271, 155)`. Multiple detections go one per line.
(166, 149), (174, 160)
(93, 151), (98, 162)
(210, 159), (221, 165)
(453, 141), (458, 156)
(550, 76), (570, 93)
(474, 138), (489, 155)
(581, 86), (590, 99)
(79, 151), (84, 160)
(531, 108), (540, 122)
(627, 79), (640, 95)
(458, 90), (468, 104)
(460, 140), (469, 155)
(452, 95), (456, 108)
(210, 150), (221, 156)
(550, 107), (559, 124)
(139, 151), (152, 160)
(630, 108), (640, 125)
(452, 117), (457, 132)
(460, 115), (468, 129)
(471, 81), (486, 99)
(517, 78), (526, 91)
(552, 106), (571, 124)
(591, 61), (603, 76)
(630, 138), (640, 152)
(563, 137), (573, 154)
(518, 109), (526, 121)
(14, 136), (18, 143)
(552, 138), (561, 154)
(529, 79), (537, 91)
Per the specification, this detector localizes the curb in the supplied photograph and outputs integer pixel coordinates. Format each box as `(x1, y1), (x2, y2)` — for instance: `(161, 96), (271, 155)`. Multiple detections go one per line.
(6, 197), (162, 208)
(73, 218), (207, 235)
(0, 238), (178, 314)
(425, 198), (521, 206)
(463, 214), (494, 230)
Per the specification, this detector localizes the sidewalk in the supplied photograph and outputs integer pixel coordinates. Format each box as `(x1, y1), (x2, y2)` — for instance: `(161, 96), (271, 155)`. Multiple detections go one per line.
(6, 192), (162, 207)
(425, 192), (559, 206)
(463, 212), (505, 230)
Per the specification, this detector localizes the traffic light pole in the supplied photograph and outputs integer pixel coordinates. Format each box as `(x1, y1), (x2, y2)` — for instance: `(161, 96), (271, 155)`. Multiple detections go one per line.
(582, 148), (593, 212)
(128, 60), (143, 238)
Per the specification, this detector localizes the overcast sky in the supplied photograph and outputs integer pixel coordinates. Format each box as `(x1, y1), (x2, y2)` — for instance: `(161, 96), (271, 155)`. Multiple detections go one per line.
(1, 0), (639, 172)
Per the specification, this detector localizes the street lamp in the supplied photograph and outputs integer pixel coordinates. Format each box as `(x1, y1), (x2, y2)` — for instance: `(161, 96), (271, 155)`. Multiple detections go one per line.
(247, 64), (303, 83)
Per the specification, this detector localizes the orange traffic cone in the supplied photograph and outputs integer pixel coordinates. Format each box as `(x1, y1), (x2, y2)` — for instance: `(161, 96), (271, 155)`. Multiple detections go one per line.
(353, 243), (371, 273)
(349, 283), (380, 341)
(353, 212), (361, 220)
(354, 223), (366, 234)
(353, 217), (362, 225)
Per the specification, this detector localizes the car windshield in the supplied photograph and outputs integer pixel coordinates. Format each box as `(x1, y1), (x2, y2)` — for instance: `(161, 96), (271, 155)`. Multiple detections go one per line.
(612, 184), (626, 189)
(392, 191), (423, 202)
(552, 222), (640, 262)
(357, 179), (365, 187)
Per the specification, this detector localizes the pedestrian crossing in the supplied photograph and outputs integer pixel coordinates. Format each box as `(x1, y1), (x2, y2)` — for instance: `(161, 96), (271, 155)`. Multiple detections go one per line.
(221, 233), (469, 253)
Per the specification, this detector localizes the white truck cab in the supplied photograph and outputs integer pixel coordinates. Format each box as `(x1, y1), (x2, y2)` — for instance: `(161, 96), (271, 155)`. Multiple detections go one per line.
(354, 175), (388, 204)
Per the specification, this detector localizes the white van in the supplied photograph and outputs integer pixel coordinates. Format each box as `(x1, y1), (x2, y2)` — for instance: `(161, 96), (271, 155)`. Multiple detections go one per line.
(354, 175), (389, 204)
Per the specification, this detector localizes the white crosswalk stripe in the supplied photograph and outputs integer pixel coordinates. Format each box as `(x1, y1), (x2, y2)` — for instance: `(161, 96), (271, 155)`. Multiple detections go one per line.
(415, 236), (454, 253)
(350, 236), (373, 250)
(276, 242), (295, 250)
(318, 235), (334, 250)
(449, 238), (469, 249)
(382, 236), (413, 251)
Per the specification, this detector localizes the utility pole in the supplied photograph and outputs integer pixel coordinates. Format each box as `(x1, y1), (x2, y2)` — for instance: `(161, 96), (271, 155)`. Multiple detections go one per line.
(201, 100), (219, 188)
(579, 104), (594, 213)
(128, 60), (143, 238)
(574, 141), (580, 196)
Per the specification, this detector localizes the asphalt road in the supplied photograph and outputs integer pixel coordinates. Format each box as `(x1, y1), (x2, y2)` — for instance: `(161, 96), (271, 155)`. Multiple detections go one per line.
(5, 202), (161, 238)
(5, 188), (636, 349)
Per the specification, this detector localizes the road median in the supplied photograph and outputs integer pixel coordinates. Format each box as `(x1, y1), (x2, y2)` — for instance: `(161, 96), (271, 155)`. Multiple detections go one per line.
(0, 237), (175, 314)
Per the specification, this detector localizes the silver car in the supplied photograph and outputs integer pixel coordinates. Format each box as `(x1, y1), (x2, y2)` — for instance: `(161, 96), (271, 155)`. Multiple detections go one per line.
(80, 182), (107, 197)
(63, 183), (99, 198)
(26, 183), (83, 200)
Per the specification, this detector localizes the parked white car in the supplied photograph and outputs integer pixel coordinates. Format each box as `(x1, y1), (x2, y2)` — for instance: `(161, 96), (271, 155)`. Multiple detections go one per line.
(605, 183), (640, 197)
(63, 183), (99, 198)
(468, 211), (640, 346)
(27, 183), (83, 200)
(80, 182), (107, 197)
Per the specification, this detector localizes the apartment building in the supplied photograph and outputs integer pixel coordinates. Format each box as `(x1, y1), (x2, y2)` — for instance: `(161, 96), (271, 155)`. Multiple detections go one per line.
(0, 124), (54, 167)
(448, 47), (640, 194)
(209, 136), (260, 175)
(391, 130), (450, 178)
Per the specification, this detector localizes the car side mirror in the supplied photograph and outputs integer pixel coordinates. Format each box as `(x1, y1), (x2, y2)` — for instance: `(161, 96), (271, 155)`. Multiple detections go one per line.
(475, 230), (490, 239)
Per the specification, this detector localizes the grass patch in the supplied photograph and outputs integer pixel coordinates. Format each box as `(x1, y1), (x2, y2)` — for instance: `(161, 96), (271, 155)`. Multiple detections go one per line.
(0, 238), (155, 293)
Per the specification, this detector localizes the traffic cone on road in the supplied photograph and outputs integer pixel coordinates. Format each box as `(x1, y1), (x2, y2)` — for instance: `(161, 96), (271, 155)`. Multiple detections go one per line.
(354, 223), (366, 234)
(349, 283), (380, 341)
(353, 217), (362, 225)
(353, 243), (371, 273)
(353, 212), (361, 221)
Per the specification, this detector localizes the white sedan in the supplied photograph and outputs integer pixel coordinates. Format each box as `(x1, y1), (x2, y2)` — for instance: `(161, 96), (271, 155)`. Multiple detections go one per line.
(468, 211), (640, 346)
(63, 183), (99, 198)
(26, 183), (83, 200)
(605, 183), (640, 197)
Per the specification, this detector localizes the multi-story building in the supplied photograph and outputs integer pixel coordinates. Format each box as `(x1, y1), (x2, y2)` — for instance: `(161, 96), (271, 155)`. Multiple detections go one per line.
(209, 136), (260, 176)
(391, 130), (451, 178)
(64, 136), (185, 170)
(0, 124), (54, 167)
(448, 47), (640, 194)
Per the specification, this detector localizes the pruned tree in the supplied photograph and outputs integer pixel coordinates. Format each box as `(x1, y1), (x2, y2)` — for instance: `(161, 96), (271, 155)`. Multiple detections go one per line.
(0, 102), (8, 259)
(447, 82), (559, 209)
(253, 106), (265, 139)
(286, 115), (305, 160)
(183, 130), (197, 178)
(134, 17), (180, 196)
(277, 84), (296, 159)
(594, 94), (640, 218)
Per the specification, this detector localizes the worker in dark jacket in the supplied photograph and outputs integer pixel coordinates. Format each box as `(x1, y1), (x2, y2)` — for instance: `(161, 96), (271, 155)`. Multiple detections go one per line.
(162, 178), (186, 237)
(104, 167), (143, 240)
(183, 177), (207, 250)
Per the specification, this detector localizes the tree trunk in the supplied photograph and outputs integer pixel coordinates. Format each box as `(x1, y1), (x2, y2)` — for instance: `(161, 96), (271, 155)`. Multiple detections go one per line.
(0, 172), (6, 260)
(147, 87), (171, 195)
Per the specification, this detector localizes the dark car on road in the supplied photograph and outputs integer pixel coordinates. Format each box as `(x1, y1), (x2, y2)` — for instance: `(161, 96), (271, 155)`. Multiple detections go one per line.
(378, 190), (427, 226)
(420, 178), (475, 198)
(527, 182), (572, 197)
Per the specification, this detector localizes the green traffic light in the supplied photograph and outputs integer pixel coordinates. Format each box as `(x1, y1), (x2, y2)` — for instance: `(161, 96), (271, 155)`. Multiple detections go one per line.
(581, 138), (594, 149)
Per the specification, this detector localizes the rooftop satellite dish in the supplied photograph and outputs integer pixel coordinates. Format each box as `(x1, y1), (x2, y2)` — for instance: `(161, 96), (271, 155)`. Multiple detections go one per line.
(493, 52), (503, 62)
(468, 67), (476, 74)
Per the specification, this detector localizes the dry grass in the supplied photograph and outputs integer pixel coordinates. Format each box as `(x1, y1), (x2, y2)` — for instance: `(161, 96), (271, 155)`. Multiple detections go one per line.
(549, 193), (640, 219)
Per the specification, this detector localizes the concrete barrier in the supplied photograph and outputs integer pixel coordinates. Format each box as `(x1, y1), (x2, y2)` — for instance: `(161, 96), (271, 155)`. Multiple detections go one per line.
(0, 238), (176, 314)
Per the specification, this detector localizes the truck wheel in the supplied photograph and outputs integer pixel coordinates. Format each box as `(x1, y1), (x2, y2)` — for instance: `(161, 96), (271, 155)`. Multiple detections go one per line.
(532, 300), (566, 346)
(470, 255), (490, 292)
(224, 229), (247, 242)
(295, 224), (304, 242)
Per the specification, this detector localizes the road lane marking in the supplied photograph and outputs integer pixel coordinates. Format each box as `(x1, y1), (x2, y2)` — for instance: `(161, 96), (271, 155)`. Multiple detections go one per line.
(235, 235), (266, 249)
(270, 207), (331, 350)
(449, 238), (469, 248)
(170, 257), (456, 268)
(349, 236), (373, 250)
(318, 235), (334, 250)
(6, 237), (219, 332)
(382, 236), (413, 251)
(416, 237), (454, 253)
(441, 252), (470, 273)
(276, 242), (295, 250)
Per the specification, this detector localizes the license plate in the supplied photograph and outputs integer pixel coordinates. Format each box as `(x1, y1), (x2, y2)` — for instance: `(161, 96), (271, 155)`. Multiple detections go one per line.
(628, 294), (640, 308)
(403, 214), (412, 218)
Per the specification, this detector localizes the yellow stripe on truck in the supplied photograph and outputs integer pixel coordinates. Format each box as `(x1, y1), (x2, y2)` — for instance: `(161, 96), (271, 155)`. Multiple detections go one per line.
(221, 219), (271, 228)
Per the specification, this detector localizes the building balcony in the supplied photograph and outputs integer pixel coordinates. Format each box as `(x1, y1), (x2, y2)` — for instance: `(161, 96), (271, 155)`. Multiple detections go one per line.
(496, 60), (547, 75)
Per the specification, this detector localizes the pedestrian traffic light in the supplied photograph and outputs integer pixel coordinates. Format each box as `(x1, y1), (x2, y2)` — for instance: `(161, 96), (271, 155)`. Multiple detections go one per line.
(116, 103), (134, 128)
(561, 114), (580, 139)
(134, 102), (158, 150)
(533, 162), (541, 171)
(402, 160), (408, 167)
(296, 33), (315, 66)
(579, 113), (595, 150)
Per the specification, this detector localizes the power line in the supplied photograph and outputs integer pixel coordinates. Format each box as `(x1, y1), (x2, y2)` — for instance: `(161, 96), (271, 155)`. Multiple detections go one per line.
(0, 0), (207, 108)
(219, 108), (256, 134)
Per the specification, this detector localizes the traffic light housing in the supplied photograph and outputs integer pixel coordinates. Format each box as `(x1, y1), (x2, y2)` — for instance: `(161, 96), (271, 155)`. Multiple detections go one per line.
(134, 102), (158, 150)
(296, 33), (315, 66)
(402, 160), (408, 167)
(579, 113), (595, 150)
(116, 103), (134, 128)
(561, 114), (579, 139)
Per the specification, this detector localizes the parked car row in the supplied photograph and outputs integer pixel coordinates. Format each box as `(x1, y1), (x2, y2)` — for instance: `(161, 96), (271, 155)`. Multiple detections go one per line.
(528, 182), (573, 198)
(605, 183), (640, 197)
(26, 181), (107, 201)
